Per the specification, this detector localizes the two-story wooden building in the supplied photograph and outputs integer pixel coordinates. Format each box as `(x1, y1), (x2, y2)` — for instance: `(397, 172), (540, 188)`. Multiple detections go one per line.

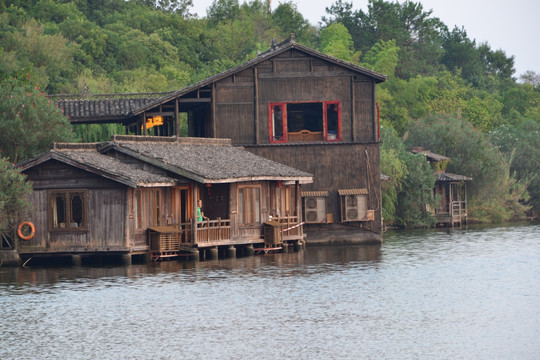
(56, 36), (387, 243)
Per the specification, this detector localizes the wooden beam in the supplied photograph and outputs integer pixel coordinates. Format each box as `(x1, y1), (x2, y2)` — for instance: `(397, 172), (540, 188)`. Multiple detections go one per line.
(258, 71), (352, 79)
(351, 77), (356, 142)
(372, 81), (376, 142)
(178, 98), (211, 103)
(142, 112), (147, 136)
(192, 185), (198, 243)
(212, 82), (216, 137)
(254, 67), (259, 144)
(175, 98), (180, 138)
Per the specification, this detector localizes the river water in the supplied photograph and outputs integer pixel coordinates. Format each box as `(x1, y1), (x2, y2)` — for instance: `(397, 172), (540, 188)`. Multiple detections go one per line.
(1, 223), (539, 360)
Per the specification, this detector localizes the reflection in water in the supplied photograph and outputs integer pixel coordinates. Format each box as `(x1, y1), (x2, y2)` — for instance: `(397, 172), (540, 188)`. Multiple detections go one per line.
(0, 224), (538, 359)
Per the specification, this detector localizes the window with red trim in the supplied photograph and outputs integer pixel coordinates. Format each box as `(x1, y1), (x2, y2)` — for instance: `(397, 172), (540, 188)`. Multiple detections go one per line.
(268, 101), (341, 143)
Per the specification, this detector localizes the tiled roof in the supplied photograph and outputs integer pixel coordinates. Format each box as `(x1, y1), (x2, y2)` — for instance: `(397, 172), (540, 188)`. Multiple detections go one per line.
(55, 96), (165, 122)
(19, 137), (313, 186)
(104, 136), (313, 183)
(18, 143), (176, 187)
(435, 172), (472, 182)
(411, 148), (450, 162)
(337, 188), (369, 196)
(53, 37), (386, 122)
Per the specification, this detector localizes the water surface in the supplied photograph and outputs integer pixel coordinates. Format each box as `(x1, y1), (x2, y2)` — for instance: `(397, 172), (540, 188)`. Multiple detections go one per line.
(1, 223), (538, 359)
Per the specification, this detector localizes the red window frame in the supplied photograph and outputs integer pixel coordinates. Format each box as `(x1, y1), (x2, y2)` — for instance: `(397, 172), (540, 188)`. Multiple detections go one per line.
(268, 103), (287, 143)
(268, 101), (342, 143)
(323, 101), (342, 142)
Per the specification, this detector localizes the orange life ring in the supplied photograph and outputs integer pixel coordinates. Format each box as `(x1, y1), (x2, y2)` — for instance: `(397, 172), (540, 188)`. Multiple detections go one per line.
(17, 221), (35, 241)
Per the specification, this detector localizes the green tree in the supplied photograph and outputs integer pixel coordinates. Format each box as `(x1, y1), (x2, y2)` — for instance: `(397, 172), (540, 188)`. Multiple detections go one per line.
(361, 39), (399, 76)
(404, 114), (528, 222)
(0, 75), (76, 163)
(324, 0), (445, 79)
(380, 126), (407, 225)
(491, 120), (540, 216)
(395, 151), (436, 227)
(272, 1), (315, 44)
(0, 157), (32, 235)
(319, 23), (360, 63)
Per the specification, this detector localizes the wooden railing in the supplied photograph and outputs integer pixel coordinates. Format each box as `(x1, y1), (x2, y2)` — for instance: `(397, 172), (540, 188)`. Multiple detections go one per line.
(174, 222), (193, 244)
(452, 201), (467, 218)
(194, 218), (231, 245)
(272, 215), (303, 238)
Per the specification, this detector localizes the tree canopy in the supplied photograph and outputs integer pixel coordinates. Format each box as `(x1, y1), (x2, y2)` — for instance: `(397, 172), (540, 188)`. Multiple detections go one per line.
(1, 0), (539, 224)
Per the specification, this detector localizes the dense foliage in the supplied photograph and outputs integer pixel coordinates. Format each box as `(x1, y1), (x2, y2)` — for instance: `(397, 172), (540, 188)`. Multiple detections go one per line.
(0, 74), (76, 163)
(0, 157), (32, 234)
(1, 0), (539, 225)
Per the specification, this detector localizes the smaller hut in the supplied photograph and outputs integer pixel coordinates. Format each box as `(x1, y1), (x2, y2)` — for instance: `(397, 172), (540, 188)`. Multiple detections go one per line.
(15, 136), (312, 264)
(411, 148), (472, 227)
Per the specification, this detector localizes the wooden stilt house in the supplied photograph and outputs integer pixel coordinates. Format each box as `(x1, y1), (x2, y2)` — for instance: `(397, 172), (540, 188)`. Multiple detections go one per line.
(411, 148), (472, 227)
(16, 136), (312, 262)
(55, 35), (387, 243)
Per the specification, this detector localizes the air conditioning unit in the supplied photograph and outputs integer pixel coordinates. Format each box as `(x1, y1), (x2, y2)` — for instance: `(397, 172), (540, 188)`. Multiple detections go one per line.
(304, 196), (326, 223)
(344, 195), (367, 221)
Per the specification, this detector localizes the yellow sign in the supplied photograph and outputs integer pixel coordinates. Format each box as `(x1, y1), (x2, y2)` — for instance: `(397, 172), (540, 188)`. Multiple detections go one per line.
(141, 115), (164, 130)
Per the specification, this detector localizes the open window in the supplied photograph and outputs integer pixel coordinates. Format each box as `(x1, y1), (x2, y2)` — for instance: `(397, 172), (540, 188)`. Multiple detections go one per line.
(268, 101), (341, 143)
(49, 190), (88, 231)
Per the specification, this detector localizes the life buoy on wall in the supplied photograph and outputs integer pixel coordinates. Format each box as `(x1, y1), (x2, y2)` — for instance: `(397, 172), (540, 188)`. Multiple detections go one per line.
(17, 221), (35, 241)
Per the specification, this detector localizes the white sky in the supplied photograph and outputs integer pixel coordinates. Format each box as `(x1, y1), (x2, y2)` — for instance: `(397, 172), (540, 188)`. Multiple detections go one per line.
(190, 0), (540, 77)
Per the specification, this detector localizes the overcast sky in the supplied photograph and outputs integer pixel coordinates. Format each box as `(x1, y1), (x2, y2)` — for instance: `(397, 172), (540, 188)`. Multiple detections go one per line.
(190, 0), (539, 77)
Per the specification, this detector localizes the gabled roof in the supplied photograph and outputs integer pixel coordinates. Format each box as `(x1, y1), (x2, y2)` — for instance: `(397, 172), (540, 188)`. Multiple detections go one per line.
(53, 36), (387, 122)
(54, 93), (169, 123)
(19, 137), (313, 186)
(411, 148), (450, 162)
(18, 143), (176, 188)
(101, 135), (313, 184)
(134, 37), (387, 115)
(435, 172), (472, 182)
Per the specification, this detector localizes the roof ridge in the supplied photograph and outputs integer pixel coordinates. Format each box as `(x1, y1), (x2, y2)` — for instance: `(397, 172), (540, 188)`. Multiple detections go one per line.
(110, 135), (232, 146)
(51, 142), (101, 151)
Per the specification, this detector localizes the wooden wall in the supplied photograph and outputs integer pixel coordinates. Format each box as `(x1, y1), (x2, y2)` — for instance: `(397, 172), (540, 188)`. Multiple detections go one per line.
(245, 143), (382, 233)
(20, 161), (127, 253)
(210, 49), (377, 145)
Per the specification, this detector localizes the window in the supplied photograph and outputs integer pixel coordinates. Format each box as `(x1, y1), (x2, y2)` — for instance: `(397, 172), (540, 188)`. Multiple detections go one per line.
(238, 186), (261, 225)
(49, 190), (87, 231)
(268, 101), (341, 143)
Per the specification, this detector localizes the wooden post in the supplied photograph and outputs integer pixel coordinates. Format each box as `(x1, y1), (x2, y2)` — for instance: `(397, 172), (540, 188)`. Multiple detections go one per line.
(212, 83), (216, 137)
(142, 112), (147, 136)
(372, 81), (376, 142)
(351, 77), (356, 142)
(295, 181), (300, 218)
(175, 98), (180, 138)
(254, 67), (259, 144)
(192, 185), (198, 244)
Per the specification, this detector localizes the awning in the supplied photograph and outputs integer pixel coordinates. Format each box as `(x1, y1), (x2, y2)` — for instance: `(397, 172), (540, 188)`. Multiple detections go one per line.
(337, 188), (368, 196)
(301, 191), (329, 197)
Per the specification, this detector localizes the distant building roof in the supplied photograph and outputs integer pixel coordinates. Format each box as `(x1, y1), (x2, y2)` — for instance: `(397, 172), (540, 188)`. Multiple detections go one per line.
(435, 172), (472, 182)
(411, 147), (450, 162)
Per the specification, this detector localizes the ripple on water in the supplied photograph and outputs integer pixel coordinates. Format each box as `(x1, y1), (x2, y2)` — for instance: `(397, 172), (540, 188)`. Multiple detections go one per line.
(0, 223), (539, 360)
